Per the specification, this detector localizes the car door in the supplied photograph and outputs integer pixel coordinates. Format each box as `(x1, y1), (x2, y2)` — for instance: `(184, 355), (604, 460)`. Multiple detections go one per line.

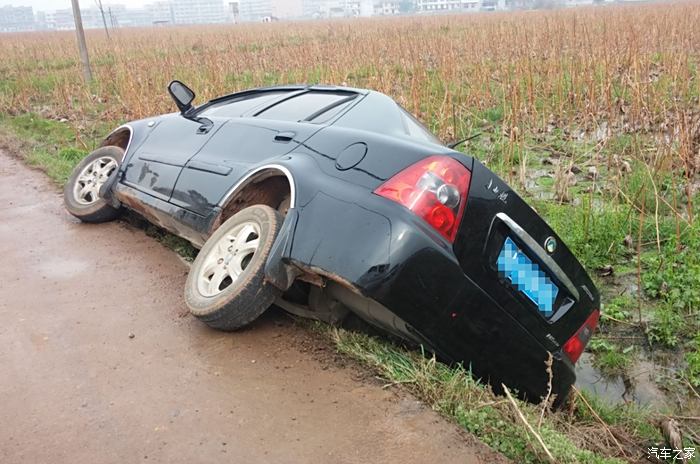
(121, 114), (226, 201)
(170, 90), (360, 216)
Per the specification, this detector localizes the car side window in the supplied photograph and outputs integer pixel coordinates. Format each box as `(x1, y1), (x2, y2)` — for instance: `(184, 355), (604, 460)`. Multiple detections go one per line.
(256, 91), (354, 122)
(199, 91), (288, 117)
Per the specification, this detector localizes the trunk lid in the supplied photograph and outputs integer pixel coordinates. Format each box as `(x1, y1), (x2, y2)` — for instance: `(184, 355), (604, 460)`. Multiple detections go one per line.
(453, 159), (599, 350)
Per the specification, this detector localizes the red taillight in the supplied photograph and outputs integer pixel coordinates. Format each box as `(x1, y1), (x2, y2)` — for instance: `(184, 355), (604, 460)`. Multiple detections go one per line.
(374, 156), (471, 242)
(563, 309), (600, 364)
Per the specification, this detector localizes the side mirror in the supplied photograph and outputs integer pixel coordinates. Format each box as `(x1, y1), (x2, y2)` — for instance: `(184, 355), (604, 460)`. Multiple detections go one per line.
(168, 80), (195, 114)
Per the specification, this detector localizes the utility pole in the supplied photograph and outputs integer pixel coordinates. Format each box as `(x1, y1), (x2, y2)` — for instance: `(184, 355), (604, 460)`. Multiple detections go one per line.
(70, 0), (93, 82)
(96, 0), (110, 39)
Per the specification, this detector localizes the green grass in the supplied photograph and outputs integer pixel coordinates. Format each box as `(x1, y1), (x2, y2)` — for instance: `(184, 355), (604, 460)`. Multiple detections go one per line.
(588, 339), (634, 374)
(537, 200), (632, 271)
(686, 335), (700, 387)
(641, 221), (700, 383)
(324, 325), (669, 464)
(601, 294), (634, 323)
(143, 223), (198, 261)
(0, 113), (85, 184)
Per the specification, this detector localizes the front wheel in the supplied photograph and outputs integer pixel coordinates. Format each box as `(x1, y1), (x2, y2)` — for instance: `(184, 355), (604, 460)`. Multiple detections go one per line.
(63, 146), (122, 223)
(185, 205), (283, 331)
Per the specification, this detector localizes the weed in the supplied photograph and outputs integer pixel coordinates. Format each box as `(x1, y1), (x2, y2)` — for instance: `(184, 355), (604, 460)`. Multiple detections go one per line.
(602, 294), (634, 323)
(589, 338), (634, 374)
(686, 335), (700, 387)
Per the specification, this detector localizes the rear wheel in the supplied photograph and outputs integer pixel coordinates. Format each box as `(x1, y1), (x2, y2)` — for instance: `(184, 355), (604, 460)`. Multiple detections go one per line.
(63, 146), (122, 223)
(185, 205), (282, 331)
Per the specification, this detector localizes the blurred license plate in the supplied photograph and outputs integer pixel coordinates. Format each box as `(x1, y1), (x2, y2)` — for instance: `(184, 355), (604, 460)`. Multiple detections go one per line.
(496, 237), (559, 318)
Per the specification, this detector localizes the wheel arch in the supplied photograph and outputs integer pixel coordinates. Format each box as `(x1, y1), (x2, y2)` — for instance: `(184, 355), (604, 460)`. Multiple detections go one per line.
(99, 125), (133, 160)
(211, 165), (295, 231)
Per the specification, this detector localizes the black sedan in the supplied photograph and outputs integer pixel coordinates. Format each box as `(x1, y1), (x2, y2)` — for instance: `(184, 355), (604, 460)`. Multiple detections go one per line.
(63, 81), (600, 404)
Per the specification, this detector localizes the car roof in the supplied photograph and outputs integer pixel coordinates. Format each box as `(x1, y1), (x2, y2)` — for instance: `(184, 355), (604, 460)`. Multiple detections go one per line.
(206, 84), (369, 106)
(196, 85), (443, 147)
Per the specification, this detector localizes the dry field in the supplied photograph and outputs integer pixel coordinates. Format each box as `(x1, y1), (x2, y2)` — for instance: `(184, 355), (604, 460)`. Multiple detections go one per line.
(0, 3), (698, 139)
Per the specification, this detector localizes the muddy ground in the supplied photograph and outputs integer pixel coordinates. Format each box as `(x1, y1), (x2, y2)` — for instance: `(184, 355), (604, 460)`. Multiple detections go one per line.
(0, 152), (509, 464)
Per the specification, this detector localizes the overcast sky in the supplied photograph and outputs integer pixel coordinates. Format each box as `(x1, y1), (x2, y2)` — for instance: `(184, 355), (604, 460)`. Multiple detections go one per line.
(4, 0), (149, 11)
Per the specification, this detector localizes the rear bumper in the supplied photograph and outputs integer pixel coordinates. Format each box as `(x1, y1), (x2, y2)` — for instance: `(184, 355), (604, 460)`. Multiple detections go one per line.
(274, 189), (576, 403)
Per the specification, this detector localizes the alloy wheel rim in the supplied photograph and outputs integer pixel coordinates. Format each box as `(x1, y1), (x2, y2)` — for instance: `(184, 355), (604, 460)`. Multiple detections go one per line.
(73, 156), (118, 205)
(197, 221), (261, 297)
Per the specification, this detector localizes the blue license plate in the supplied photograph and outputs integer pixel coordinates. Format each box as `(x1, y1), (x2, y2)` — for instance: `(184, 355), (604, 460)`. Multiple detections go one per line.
(497, 237), (559, 317)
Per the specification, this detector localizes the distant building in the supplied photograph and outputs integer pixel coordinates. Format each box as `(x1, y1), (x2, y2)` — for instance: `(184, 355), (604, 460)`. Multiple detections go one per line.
(34, 10), (48, 30)
(0, 5), (34, 32)
(0, 0), (617, 32)
(239, 0), (273, 21)
(36, 0), (226, 30)
(302, 0), (375, 18)
(273, 0), (303, 18)
(415, 0), (480, 12)
(116, 7), (156, 27)
(149, 1), (175, 24)
(44, 5), (125, 30)
(228, 1), (240, 22)
(170, 0), (226, 25)
(45, 8), (75, 30)
(240, 0), (303, 21)
(375, 1), (402, 15)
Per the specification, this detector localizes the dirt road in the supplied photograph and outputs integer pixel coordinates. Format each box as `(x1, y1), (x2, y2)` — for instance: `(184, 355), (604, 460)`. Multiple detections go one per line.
(0, 152), (507, 464)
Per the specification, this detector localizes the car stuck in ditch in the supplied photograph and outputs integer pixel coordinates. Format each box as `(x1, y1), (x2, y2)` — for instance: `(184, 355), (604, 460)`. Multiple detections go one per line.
(63, 81), (600, 404)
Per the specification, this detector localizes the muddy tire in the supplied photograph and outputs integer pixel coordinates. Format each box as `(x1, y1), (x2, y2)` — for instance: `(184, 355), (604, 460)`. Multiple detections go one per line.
(185, 205), (282, 331)
(63, 146), (122, 223)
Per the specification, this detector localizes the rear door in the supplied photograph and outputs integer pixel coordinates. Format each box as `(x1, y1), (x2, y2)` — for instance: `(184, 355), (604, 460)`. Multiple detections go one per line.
(170, 90), (360, 216)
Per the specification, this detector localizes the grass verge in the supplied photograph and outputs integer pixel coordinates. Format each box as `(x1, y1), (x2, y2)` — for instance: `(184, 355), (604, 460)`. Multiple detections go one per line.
(0, 113), (88, 184)
(321, 325), (698, 464)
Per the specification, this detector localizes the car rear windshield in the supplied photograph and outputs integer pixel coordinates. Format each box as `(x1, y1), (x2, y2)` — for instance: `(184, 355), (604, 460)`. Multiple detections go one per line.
(255, 91), (356, 122)
(334, 92), (441, 145)
(398, 106), (441, 144)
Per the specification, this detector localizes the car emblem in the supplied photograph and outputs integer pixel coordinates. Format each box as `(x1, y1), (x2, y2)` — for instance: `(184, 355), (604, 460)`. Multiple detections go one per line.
(544, 236), (557, 254)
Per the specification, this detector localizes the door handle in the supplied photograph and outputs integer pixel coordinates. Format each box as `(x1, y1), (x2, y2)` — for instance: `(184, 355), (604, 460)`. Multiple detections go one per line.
(274, 131), (296, 143)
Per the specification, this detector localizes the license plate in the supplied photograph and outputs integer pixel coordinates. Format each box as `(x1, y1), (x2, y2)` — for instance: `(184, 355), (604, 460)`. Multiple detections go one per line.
(497, 237), (559, 317)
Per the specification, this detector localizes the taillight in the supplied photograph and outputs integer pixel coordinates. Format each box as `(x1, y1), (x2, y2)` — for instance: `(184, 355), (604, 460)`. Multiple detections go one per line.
(374, 156), (471, 242)
(563, 309), (600, 364)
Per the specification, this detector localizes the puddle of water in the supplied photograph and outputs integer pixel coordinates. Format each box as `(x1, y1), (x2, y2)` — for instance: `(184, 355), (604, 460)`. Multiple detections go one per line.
(576, 351), (700, 415)
(576, 352), (671, 409)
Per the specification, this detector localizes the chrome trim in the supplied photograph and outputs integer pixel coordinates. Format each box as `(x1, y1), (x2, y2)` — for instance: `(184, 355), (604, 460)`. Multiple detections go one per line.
(102, 124), (134, 162)
(495, 212), (580, 300)
(217, 164), (296, 208)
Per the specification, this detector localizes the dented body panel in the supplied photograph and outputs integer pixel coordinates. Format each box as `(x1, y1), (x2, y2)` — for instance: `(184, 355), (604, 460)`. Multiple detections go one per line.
(104, 84), (599, 404)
